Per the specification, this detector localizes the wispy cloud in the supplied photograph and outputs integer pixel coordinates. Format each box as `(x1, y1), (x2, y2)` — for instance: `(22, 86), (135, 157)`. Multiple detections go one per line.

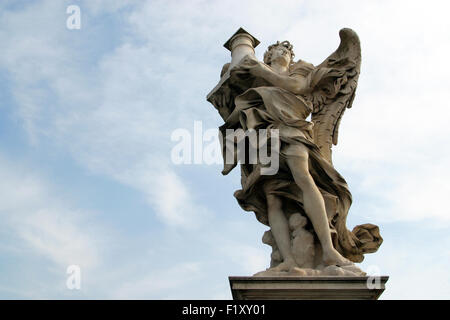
(0, 154), (102, 270)
(112, 262), (203, 299)
(0, 0), (213, 229)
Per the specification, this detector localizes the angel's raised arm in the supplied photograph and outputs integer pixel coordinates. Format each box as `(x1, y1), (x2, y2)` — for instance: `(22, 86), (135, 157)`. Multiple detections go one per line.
(230, 55), (313, 95)
(259, 68), (311, 95)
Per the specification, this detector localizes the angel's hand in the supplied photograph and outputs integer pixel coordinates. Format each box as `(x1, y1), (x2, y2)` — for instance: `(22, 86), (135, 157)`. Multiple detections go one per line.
(231, 55), (267, 79)
(247, 61), (267, 79)
(229, 64), (251, 82)
(238, 54), (259, 68)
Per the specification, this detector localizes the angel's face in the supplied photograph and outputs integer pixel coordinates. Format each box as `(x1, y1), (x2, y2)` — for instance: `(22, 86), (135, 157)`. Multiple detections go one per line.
(270, 45), (291, 67)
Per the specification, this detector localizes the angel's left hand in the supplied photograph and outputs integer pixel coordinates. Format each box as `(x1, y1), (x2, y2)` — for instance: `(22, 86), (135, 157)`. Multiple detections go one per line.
(232, 55), (267, 78)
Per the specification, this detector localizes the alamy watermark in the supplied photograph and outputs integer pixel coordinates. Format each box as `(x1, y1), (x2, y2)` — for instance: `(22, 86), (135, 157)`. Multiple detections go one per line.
(66, 5), (81, 30)
(66, 265), (81, 290)
(171, 121), (280, 175)
(365, 265), (383, 289)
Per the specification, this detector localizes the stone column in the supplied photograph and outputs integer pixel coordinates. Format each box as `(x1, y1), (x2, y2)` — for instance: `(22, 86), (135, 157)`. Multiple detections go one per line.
(207, 28), (259, 103)
(224, 27), (260, 69)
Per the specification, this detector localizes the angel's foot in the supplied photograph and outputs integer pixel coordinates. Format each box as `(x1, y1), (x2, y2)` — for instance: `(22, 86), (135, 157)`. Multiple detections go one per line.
(323, 248), (353, 267)
(271, 258), (298, 272)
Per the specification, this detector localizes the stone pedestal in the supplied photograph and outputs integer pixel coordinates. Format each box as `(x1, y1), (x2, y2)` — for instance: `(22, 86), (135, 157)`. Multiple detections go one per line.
(229, 276), (389, 300)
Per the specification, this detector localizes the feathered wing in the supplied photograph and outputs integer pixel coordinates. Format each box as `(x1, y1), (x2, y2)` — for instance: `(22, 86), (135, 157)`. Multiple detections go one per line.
(303, 29), (383, 262)
(305, 28), (361, 164)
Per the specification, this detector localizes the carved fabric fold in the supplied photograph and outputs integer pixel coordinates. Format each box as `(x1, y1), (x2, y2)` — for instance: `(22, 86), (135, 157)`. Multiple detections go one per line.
(220, 86), (382, 262)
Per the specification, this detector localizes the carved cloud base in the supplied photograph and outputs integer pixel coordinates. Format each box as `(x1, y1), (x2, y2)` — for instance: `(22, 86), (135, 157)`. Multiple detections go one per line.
(253, 263), (366, 277)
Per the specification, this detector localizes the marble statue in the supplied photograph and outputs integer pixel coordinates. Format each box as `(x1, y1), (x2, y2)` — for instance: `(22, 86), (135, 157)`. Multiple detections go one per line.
(207, 28), (382, 276)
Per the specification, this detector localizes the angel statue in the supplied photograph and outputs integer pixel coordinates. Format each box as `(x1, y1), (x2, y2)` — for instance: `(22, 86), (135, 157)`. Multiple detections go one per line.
(207, 28), (382, 276)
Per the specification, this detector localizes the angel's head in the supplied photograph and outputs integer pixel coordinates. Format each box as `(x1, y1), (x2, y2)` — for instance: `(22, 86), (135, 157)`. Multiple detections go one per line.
(263, 41), (295, 68)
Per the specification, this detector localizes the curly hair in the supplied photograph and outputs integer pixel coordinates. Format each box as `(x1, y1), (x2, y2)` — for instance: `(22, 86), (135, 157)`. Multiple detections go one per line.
(263, 40), (295, 65)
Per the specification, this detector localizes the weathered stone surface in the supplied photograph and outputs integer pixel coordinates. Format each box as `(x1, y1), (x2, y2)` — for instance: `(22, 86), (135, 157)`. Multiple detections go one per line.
(229, 276), (389, 300)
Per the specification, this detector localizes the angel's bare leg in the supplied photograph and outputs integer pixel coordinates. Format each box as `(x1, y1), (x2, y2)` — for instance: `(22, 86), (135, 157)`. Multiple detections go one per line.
(265, 192), (298, 271)
(285, 145), (352, 266)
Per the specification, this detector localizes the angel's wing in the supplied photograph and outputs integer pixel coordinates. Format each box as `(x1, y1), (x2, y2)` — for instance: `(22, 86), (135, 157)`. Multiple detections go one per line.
(306, 28), (361, 164)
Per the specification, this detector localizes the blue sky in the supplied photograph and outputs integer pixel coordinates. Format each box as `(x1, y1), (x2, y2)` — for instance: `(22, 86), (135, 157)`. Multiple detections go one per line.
(0, 0), (449, 299)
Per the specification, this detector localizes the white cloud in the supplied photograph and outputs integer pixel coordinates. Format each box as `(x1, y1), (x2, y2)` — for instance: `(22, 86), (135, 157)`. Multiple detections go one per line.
(115, 161), (211, 228)
(111, 262), (202, 299)
(361, 235), (450, 299)
(16, 209), (100, 268)
(0, 0), (213, 228)
(0, 154), (101, 269)
(82, 0), (137, 15)
(221, 244), (268, 275)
